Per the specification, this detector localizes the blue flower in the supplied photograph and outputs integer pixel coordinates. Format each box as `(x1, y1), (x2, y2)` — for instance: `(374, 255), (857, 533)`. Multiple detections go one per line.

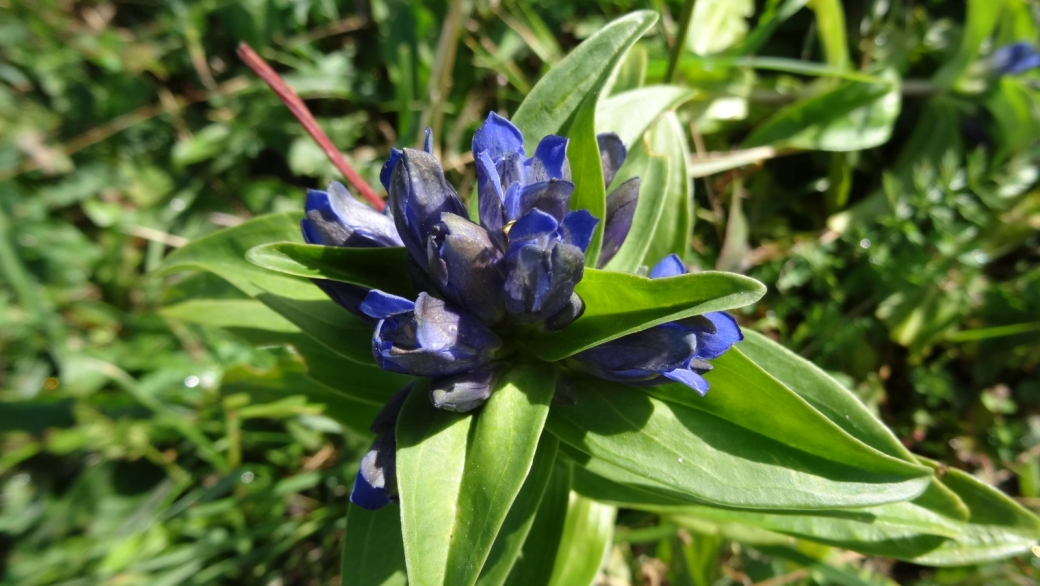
(350, 385), (411, 509)
(988, 42), (1040, 75)
(361, 290), (503, 377)
(568, 254), (743, 395)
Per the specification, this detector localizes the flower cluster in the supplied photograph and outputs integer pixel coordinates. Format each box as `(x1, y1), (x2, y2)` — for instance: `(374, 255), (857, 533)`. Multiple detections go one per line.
(300, 114), (742, 509)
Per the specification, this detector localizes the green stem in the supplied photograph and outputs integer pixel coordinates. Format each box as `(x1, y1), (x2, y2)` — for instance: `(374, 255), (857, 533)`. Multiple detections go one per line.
(666, 0), (696, 83)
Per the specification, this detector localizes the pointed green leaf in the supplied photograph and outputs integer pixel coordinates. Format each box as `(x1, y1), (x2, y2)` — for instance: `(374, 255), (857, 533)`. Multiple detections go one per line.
(596, 85), (696, 149)
(546, 492), (616, 586)
(246, 243), (416, 298)
(397, 382), (472, 586)
(640, 112), (692, 267)
(477, 434), (559, 586)
(343, 505), (408, 586)
(512, 11), (659, 152)
(523, 268), (765, 361)
(743, 74), (901, 152)
(397, 361), (557, 586)
(647, 349), (930, 479)
(565, 93), (606, 267)
(547, 379), (932, 509)
(504, 462), (572, 586)
(444, 360), (556, 586)
(911, 462), (1040, 566)
(737, 330), (914, 462)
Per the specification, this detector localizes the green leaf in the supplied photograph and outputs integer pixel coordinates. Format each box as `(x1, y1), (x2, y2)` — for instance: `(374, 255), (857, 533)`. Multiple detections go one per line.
(342, 505), (408, 586)
(547, 379), (932, 509)
(158, 212), (304, 297)
(641, 112), (693, 268)
(932, 0), (1002, 89)
(523, 268), (766, 361)
(743, 74), (901, 152)
(512, 11), (659, 152)
(397, 361), (557, 586)
(565, 93), (606, 268)
(807, 0), (850, 69)
(647, 349), (932, 479)
(504, 462), (572, 586)
(546, 492), (616, 586)
(575, 464), (960, 559)
(910, 462), (1040, 566)
(737, 331), (914, 462)
(477, 434), (559, 586)
(596, 86), (696, 147)
(245, 243), (416, 298)
(160, 298), (298, 333)
(606, 45), (647, 95)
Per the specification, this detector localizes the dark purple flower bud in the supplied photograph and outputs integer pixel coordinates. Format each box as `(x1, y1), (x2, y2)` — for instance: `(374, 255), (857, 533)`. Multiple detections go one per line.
(988, 42), (1040, 75)
(389, 149), (469, 266)
(350, 432), (397, 510)
(503, 210), (586, 326)
(430, 366), (496, 412)
(380, 148), (403, 192)
(597, 133), (627, 190)
(301, 182), (403, 248)
(598, 177), (640, 267)
(568, 255), (742, 395)
(369, 384), (414, 435)
(363, 291), (502, 377)
(569, 325), (698, 383)
(426, 213), (506, 324)
(544, 292), (585, 332)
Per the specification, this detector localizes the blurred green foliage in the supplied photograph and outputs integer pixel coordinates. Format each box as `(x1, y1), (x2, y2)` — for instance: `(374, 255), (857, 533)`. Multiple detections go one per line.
(1, 0), (1038, 584)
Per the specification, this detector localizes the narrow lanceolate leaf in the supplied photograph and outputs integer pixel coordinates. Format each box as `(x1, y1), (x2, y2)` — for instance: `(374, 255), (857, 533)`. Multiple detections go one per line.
(566, 93), (607, 267)
(246, 242), (416, 298)
(505, 462), (572, 586)
(524, 268), (765, 361)
(596, 85), (696, 150)
(737, 330), (914, 462)
(910, 461), (1040, 566)
(397, 361), (557, 586)
(638, 112), (692, 269)
(512, 11), (659, 152)
(477, 434), (559, 586)
(397, 382), (473, 586)
(743, 73), (901, 152)
(546, 492), (616, 586)
(647, 349), (931, 479)
(547, 379), (932, 510)
(158, 212), (304, 297)
(342, 505), (408, 586)
(579, 465), (960, 559)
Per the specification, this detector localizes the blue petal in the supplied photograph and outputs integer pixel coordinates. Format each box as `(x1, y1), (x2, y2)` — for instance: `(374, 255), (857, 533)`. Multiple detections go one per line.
(663, 367), (710, 395)
(380, 148), (403, 192)
(694, 312), (743, 360)
(302, 184), (403, 248)
(561, 210), (597, 252)
(476, 151), (506, 247)
(990, 42), (1040, 75)
(423, 127), (433, 153)
(528, 135), (569, 181)
(312, 279), (373, 322)
(516, 180), (573, 223)
(361, 290), (415, 319)
(350, 469), (391, 510)
(472, 112), (524, 159)
(650, 254), (686, 279)
(509, 208), (559, 244)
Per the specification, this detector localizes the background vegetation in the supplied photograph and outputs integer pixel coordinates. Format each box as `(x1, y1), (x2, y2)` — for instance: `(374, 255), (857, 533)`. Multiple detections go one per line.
(1, 0), (1038, 584)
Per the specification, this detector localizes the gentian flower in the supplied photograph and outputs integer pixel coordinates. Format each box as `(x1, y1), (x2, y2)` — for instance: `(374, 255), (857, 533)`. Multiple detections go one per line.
(302, 114), (736, 509)
(567, 254), (743, 395)
(987, 42), (1040, 75)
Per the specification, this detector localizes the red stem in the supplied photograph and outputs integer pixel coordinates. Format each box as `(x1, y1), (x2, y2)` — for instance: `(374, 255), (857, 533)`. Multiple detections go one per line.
(236, 43), (385, 211)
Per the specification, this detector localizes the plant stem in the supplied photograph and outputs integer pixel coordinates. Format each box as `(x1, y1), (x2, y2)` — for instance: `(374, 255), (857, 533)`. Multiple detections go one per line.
(237, 43), (385, 210)
(666, 0), (696, 83)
